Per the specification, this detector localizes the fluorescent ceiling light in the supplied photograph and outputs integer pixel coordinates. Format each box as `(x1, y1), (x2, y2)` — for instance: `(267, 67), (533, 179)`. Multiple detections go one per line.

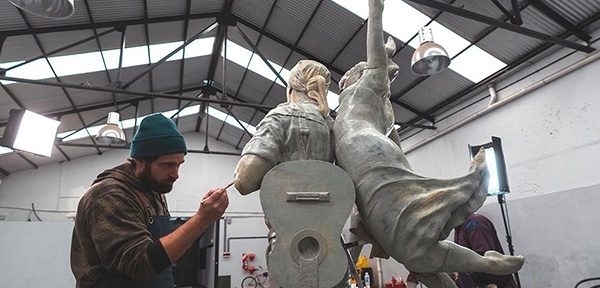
(330, 0), (506, 82)
(0, 109), (60, 157)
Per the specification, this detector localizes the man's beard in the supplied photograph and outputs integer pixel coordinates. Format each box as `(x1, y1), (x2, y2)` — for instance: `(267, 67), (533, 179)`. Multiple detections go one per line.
(139, 164), (174, 194)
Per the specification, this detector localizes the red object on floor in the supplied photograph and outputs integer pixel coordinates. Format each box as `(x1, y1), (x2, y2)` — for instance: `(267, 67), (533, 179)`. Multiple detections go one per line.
(384, 277), (406, 288)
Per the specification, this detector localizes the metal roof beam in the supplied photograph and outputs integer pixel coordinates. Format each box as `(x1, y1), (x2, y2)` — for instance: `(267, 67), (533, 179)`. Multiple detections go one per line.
(83, 0), (119, 108)
(216, 0), (278, 141)
(511, 0), (523, 25)
(120, 21), (218, 89)
(57, 103), (133, 141)
(234, 16), (345, 76)
(0, 167), (9, 176)
(175, 0), (192, 126)
(1, 12), (221, 37)
(394, 99), (435, 122)
(0, 83), (272, 128)
(58, 142), (241, 156)
(142, 0), (155, 112)
(207, 1), (234, 83)
(0, 75), (275, 110)
(4, 27), (117, 72)
(17, 10), (102, 155)
(489, 0), (519, 24)
(15, 152), (38, 169)
(528, 0), (591, 42)
(0, 35), (6, 56)
(234, 24), (287, 87)
(390, 1), (530, 117)
(234, 0), (326, 148)
(404, 0), (594, 53)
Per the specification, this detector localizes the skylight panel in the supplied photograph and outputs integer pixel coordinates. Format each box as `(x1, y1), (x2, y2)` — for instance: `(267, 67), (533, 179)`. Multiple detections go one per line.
(49, 51), (106, 76)
(103, 45), (150, 68)
(382, 0), (430, 42)
(224, 40), (339, 110)
(330, 0), (506, 83)
(207, 106), (257, 135)
(0, 58), (54, 84)
(0, 146), (13, 155)
(426, 22), (470, 58)
(185, 38), (216, 58)
(149, 41), (184, 62)
(0, 37), (215, 85)
(224, 40), (287, 85)
(449, 46), (506, 83)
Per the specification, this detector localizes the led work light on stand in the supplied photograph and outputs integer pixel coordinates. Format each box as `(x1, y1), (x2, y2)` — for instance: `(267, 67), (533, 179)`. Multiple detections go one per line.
(0, 109), (60, 157)
(468, 136), (521, 288)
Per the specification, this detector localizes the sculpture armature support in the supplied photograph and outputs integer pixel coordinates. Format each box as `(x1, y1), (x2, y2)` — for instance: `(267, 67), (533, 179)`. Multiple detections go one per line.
(333, 0), (524, 287)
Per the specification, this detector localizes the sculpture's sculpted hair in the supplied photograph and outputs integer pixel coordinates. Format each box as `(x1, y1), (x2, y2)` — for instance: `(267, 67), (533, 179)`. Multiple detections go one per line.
(287, 60), (331, 116)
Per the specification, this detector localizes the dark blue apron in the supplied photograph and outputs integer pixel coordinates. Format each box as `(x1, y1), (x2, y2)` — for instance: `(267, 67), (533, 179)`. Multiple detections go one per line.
(95, 212), (174, 288)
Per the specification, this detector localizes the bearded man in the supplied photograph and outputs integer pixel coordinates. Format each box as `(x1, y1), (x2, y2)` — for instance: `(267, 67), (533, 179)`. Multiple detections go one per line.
(70, 113), (228, 288)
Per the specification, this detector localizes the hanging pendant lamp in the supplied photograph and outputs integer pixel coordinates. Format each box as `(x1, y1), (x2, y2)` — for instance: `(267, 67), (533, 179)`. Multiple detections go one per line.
(9, 0), (74, 19)
(411, 26), (451, 76)
(96, 112), (126, 145)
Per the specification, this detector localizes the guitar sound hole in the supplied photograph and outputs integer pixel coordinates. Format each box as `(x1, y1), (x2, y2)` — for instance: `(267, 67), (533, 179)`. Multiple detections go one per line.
(297, 236), (320, 260)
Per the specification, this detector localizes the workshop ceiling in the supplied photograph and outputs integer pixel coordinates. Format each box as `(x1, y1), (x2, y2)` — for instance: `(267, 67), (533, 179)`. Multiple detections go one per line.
(0, 0), (599, 174)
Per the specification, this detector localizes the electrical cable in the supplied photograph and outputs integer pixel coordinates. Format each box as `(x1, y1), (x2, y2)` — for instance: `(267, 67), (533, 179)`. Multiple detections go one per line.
(30, 203), (42, 221)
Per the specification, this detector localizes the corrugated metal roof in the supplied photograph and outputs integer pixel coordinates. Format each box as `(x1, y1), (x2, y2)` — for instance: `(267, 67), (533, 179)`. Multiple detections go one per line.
(542, 0), (600, 24)
(0, 35), (42, 63)
(146, 0), (186, 18)
(87, 0), (145, 24)
(297, 0), (365, 64)
(191, 0), (225, 14)
(266, 0), (320, 45)
(232, 0), (273, 31)
(0, 2), (26, 30)
(400, 69), (473, 112)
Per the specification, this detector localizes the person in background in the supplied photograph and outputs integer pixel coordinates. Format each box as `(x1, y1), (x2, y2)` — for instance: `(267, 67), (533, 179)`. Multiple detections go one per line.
(70, 113), (229, 288)
(454, 213), (518, 288)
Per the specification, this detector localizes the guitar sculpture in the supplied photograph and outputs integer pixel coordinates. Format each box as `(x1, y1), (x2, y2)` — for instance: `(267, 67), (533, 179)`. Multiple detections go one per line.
(260, 160), (355, 288)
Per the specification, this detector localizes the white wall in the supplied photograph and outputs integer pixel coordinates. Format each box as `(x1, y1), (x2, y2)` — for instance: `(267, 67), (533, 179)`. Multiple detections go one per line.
(0, 131), (268, 288)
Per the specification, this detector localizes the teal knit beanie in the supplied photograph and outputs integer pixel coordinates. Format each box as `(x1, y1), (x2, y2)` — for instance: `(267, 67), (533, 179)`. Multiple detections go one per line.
(130, 113), (187, 158)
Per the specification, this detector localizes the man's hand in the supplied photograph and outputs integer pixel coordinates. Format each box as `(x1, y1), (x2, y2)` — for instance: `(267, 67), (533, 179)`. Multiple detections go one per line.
(198, 188), (229, 223)
(159, 187), (229, 265)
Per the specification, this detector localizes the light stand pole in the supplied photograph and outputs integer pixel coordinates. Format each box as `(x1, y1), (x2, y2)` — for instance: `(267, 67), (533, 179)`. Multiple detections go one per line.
(469, 136), (521, 288)
(497, 193), (521, 288)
